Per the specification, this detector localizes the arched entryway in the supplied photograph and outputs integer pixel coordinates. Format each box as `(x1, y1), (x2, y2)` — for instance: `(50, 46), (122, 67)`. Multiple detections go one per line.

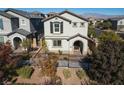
(73, 40), (83, 54)
(13, 37), (22, 49)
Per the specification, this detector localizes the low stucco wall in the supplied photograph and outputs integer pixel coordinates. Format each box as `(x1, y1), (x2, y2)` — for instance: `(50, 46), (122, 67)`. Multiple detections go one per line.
(46, 36), (88, 55)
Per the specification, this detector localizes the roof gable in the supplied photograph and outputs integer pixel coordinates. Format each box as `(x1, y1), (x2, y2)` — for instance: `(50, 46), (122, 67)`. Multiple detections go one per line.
(5, 8), (44, 19)
(67, 33), (93, 42)
(0, 10), (17, 19)
(7, 29), (32, 36)
(59, 10), (88, 22)
(42, 14), (71, 23)
(5, 8), (30, 19)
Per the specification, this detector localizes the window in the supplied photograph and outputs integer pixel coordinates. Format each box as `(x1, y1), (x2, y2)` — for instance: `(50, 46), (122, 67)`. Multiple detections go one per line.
(21, 19), (26, 25)
(0, 19), (3, 30)
(54, 22), (60, 32)
(50, 22), (63, 34)
(73, 22), (77, 27)
(53, 40), (61, 47)
(0, 36), (4, 44)
(80, 22), (84, 27)
(120, 21), (123, 25)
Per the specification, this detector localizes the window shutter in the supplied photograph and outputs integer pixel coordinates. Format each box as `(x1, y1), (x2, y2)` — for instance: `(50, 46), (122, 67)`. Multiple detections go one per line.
(0, 19), (3, 30)
(60, 22), (63, 33)
(50, 22), (53, 33)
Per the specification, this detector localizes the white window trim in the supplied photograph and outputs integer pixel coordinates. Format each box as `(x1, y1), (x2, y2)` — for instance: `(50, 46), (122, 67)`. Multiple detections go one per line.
(53, 40), (62, 47)
(53, 22), (61, 33)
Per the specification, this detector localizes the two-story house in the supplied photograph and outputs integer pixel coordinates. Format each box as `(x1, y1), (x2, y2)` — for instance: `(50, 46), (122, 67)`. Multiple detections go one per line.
(43, 10), (89, 55)
(110, 17), (124, 32)
(0, 8), (45, 48)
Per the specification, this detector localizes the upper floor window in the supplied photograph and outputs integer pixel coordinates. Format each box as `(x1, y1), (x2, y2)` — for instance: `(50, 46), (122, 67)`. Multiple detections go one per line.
(0, 19), (4, 30)
(54, 22), (60, 33)
(21, 19), (26, 25)
(50, 22), (63, 34)
(73, 22), (77, 27)
(80, 22), (85, 27)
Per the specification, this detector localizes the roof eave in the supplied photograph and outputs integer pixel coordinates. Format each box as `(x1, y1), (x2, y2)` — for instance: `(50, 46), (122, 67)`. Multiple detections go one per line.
(59, 10), (89, 22)
(42, 15), (71, 23)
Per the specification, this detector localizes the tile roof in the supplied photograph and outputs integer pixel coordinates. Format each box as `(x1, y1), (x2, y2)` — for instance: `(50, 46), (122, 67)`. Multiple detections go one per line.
(5, 8), (44, 19)
(0, 10), (17, 19)
(59, 10), (89, 22)
(7, 29), (32, 36)
(109, 17), (124, 21)
(42, 14), (71, 23)
(67, 33), (94, 43)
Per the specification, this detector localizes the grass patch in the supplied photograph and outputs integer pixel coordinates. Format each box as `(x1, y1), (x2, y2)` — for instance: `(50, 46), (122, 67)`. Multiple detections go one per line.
(76, 69), (85, 79)
(16, 66), (34, 79)
(63, 69), (71, 79)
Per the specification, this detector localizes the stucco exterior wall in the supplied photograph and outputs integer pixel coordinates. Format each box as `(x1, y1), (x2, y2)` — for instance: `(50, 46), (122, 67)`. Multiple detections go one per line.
(68, 36), (88, 55)
(44, 15), (88, 37)
(8, 33), (26, 47)
(44, 17), (71, 38)
(0, 15), (12, 35)
(44, 12), (88, 55)
(60, 12), (88, 36)
(46, 39), (69, 53)
(45, 36), (88, 55)
(6, 11), (31, 32)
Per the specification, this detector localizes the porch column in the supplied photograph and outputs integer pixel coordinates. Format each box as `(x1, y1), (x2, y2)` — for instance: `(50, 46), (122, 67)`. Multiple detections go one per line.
(32, 38), (37, 48)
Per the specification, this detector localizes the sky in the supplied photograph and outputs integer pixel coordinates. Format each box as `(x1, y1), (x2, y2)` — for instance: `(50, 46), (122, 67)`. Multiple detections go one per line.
(1, 8), (124, 15)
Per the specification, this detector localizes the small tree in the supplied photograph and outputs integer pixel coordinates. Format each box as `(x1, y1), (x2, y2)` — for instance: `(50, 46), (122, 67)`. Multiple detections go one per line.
(22, 39), (32, 52)
(98, 31), (122, 42)
(88, 40), (124, 84)
(88, 22), (96, 38)
(0, 43), (20, 84)
(96, 20), (112, 30)
(42, 38), (48, 53)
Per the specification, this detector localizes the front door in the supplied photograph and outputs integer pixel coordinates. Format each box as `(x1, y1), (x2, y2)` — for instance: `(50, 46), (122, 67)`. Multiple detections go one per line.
(73, 40), (83, 55)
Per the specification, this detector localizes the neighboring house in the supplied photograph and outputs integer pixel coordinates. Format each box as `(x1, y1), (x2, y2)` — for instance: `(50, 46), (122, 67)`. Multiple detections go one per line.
(0, 8), (45, 48)
(43, 10), (89, 55)
(110, 17), (124, 32)
(0, 11), (21, 47)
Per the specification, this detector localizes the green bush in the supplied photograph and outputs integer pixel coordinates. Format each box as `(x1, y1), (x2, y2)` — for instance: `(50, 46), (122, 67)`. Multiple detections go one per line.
(63, 69), (71, 79)
(16, 66), (34, 79)
(22, 53), (31, 60)
(76, 70), (85, 79)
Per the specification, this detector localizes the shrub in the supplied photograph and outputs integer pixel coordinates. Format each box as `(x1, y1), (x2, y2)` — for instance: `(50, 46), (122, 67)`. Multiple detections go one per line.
(16, 66), (34, 79)
(63, 69), (71, 79)
(22, 53), (31, 60)
(88, 40), (124, 84)
(58, 50), (62, 55)
(22, 39), (32, 52)
(40, 53), (58, 77)
(63, 57), (68, 60)
(76, 69), (85, 79)
(0, 43), (20, 84)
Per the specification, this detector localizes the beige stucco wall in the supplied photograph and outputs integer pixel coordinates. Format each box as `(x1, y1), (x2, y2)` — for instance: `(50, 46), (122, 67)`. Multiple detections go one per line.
(6, 11), (31, 32)
(8, 33), (26, 47)
(0, 15), (12, 35)
(44, 12), (88, 55)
